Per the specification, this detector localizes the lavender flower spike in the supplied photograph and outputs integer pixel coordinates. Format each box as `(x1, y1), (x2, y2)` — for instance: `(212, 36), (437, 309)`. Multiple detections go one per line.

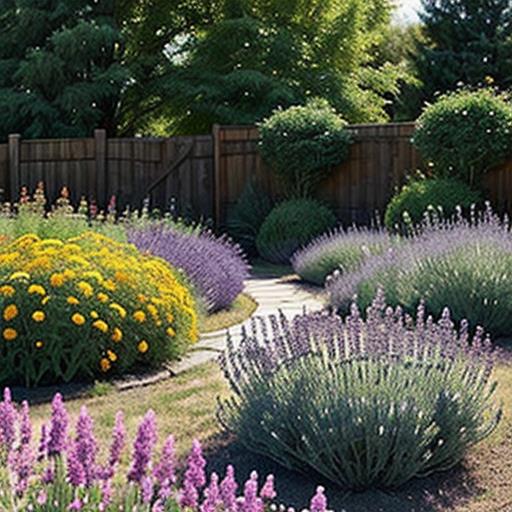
(0, 388), (17, 449)
(220, 465), (238, 511)
(74, 406), (98, 486)
(47, 393), (68, 457)
(310, 486), (328, 512)
(260, 474), (277, 500)
(127, 410), (157, 483)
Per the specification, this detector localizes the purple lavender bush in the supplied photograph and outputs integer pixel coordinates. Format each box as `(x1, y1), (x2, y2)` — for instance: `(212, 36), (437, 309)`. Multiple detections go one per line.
(326, 205), (512, 337)
(219, 291), (501, 490)
(129, 225), (250, 313)
(0, 389), (330, 511)
(292, 226), (394, 285)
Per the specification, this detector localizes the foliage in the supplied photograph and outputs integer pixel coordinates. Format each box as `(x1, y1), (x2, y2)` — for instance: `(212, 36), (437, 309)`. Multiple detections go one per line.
(384, 176), (482, 231)
(158, 0), (402, 133)
(259, 99), (352, 197)
(405, 0), (512, 119)
(327, 207), (512, 337)
(292, 226), (393, 285)
(226, 181), (274, 256)
(413, 89), (512, 185)
(219, 292), (501, 490)
(0, 232), (198, 387)
(129, 225), (250, 313)
(0, 390), (330, 511)
(0, 0), (128, 140)
(256, 200), (336, 264)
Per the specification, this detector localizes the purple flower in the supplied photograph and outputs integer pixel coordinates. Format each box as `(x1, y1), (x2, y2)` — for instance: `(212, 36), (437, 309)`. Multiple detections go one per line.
(127, 410), (157, 484)
(74, 406), (97, 486)
(48, 393), (68, 457)
(260, 474), (276, 501)
(67, 441), (85, 487)
(153, 435), (177, 489)
(9, 443), (34, 495)
(129, 226), (249, 312)
(200, 472), (221, 512)
(310, 486), (328, 512)
(141, 475), (154, 504)
(220, 465), (238, 511)
(0, 388), (17, 449)
(240, 471), (264, 512)
(98, 411), (126, 480)
(184, 439), (207, 489)
(179, 478), (199, 508)
(68, 497), (83, 511)
(38, 423), (49, 461)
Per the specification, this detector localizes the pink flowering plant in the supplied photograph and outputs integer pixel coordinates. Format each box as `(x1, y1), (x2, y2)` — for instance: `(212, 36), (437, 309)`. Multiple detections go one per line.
(219, 291), (501, 490)
(0, 389), (329, 511)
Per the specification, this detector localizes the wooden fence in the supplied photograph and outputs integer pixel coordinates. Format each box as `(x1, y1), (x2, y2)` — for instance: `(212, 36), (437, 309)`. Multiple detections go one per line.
(0, 123), (511, 226)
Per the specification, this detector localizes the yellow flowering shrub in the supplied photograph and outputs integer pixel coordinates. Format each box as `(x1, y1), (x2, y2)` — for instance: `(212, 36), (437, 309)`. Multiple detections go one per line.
(0, 232), (198, 387)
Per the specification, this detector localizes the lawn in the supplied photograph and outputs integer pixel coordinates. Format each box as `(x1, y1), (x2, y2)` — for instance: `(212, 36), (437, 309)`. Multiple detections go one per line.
(29, 359), (512, 511)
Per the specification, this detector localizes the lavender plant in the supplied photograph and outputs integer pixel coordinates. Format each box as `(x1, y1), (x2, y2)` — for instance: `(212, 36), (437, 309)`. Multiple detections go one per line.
(327, 206), (512, 337)
(0, 389), (330, 511)
(129, 225), (250, 313)
(219, 292), (501, 490)
(292, 226), (394, 285)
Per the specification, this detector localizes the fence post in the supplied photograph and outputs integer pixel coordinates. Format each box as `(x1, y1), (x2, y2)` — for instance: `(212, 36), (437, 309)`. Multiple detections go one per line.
(212, 124), (222, 227)
(8, 134), (21, 202)
(94, 129), (107, 207)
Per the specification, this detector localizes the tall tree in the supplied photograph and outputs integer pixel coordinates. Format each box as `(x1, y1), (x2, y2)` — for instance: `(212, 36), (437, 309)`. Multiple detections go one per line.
(406, 0), (512, 118)
(0, 0), (129, 140)
(151, 0), (403, 134)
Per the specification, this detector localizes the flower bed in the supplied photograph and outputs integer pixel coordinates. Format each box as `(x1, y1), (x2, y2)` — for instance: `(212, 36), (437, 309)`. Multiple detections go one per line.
(0, 232), (198, 386)
(129, 225), (250, 313)
(219, 292), (500, 490)
(0, 390), (330, 511)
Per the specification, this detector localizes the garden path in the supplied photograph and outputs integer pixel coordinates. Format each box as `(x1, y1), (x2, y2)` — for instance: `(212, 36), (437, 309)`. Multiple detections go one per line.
(168, 276), (324, 375)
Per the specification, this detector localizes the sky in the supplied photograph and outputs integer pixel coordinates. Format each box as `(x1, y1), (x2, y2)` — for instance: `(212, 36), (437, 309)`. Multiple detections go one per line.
(396, 0), (422, 23)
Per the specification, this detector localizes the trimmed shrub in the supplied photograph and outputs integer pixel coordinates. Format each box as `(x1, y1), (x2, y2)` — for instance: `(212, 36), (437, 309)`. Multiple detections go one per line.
(413, 89), (512, 185)
(292, 226), (394, 285)
(129, 226), (250, 313)
(256, 199), (337, 264)
(327, 207), (512, 337)
(384, 176), (482, 231)
(227, 181), (274, 256)
(0, 232), (198, 386)
(259, 99), (352, 197)
(0, 390), (330, 510)
(219, 293), (500, 490)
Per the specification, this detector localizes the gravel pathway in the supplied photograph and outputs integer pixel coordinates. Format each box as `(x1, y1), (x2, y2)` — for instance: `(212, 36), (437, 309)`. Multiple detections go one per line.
(168, 276), (324, 374)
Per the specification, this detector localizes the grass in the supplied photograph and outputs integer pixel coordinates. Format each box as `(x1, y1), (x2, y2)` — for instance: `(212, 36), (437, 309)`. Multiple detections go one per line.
(198, 293), (258, 333)
(29, 359), (512, 511)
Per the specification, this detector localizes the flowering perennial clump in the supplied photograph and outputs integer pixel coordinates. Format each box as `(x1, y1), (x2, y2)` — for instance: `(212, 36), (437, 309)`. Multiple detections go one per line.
(129, 225), (250, 313)
(0, 232), (198, 386)
(0, 390), (330, 511)
(219, 292), (501, 489)
(326, 205), (512, 336)
(292, 225), (394, 285)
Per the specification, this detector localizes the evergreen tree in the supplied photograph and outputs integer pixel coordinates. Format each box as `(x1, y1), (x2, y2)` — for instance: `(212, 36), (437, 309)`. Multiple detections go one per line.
(406, 0), (512, 118)
(154, 0), (402, 134)
(0, 0), (128, 140)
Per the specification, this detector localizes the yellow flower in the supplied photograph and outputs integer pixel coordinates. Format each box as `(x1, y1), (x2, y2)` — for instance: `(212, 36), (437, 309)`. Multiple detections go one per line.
(111, 327), (123, 343)
(0, 285), (15, 297)
(166, 327), (176, 337)
(35, 340), (44, 349)
(103, 279), (116, 292)
(72, 313), (86, 326)
(32, 310), (46, 322)
(107, 350), (118, 362)
(63, 269), (76, 279)
(93, 320), (108, 333)
(133, 310), (146, 323)
(41, 296), (50, 305)
(137, 340), (149, 353)
(100, 358), (111, 372)
(28, 284), (46, 296)
(166, 313), (174, 323)
(97, 292), (109, 303)
(137, 294), (147, 303)
(147, 304), (159, 319)
(50, 273), (65, 287)
(3, 304), (18, 321)
(10, 271), (30, 281)
(90, 311), (99, 319)
(110, 303), (127, 319)
(77, 281), (94, 298)
(3, 328), (17, 341)
(67, 296), (80, 306)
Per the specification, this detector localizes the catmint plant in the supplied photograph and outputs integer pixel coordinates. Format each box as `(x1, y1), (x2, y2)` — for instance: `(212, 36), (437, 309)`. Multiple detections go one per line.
(218, 291), (501, 490)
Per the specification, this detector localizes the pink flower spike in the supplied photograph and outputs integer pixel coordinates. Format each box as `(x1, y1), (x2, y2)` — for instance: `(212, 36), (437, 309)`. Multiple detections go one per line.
(310, 486), (328, 512)
(260, 474), (277, 501)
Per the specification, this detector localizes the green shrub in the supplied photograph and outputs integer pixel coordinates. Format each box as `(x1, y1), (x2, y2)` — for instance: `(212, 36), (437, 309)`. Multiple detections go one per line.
(227, 181), (273, 256)
(256, 199), (336, 264)
(413, 89), (512, 185)
(219, 295), (500, 490)
(259, 99), (352, 197)
(384, 176), (481, 231)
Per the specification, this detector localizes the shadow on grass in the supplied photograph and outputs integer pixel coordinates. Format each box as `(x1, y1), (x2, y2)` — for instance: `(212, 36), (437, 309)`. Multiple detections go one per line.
(204, 434), (482, 512)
